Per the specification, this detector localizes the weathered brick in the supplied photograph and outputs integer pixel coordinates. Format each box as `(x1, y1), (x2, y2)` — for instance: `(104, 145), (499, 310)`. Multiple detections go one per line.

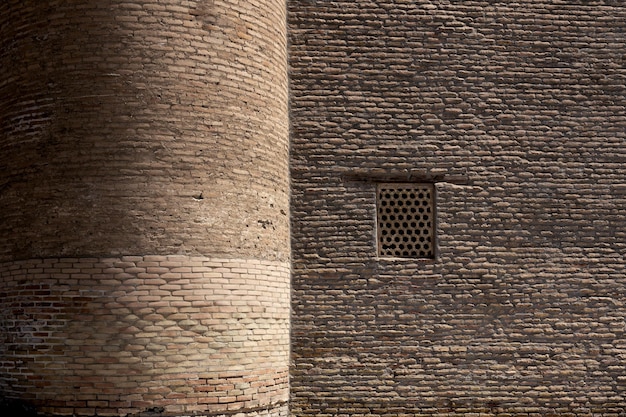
(289, 0), (626, 416)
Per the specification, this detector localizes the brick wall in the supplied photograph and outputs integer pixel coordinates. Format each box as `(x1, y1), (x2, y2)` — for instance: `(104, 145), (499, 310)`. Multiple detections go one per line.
(0, 0), (289, 262)
(288, 1), (626, 415)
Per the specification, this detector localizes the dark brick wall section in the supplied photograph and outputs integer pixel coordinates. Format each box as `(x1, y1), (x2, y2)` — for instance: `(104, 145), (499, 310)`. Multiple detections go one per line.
(0, 1), (290, 416)
(288, 1), (626, 415)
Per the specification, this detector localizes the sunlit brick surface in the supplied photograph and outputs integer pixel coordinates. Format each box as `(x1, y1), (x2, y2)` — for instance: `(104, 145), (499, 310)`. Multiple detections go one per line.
(0, 256), (290, 416)
(0, 0), (289, 263)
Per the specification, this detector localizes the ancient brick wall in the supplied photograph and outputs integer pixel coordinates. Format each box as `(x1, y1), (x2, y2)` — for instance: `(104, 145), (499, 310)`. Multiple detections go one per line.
(0, 0), (289, 416)
(288, 1), (626, 415)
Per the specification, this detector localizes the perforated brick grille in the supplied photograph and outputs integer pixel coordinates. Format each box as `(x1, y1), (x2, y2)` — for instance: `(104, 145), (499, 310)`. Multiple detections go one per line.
(377, 183), (435, 259)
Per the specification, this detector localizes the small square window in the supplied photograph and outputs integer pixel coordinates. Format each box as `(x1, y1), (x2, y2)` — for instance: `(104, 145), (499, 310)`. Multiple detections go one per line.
(377, 183), (435, 259)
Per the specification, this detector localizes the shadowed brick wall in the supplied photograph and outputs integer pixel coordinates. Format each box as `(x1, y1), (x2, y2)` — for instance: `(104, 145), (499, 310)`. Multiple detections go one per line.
(288, 1), (626, 415)
(0, 0), (289, 416)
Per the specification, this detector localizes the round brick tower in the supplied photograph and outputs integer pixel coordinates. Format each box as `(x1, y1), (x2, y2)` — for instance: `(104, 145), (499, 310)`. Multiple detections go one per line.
(0, 1), (290, 416)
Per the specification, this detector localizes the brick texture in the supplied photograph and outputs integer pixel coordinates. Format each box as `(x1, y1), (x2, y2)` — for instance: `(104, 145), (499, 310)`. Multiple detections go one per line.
(288, 1), (626, 415)
(0, 256), (290, 416)
(4, 0), (626, 415)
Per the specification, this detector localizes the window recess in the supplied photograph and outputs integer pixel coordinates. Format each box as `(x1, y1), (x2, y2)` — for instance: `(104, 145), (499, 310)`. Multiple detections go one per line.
(377, 183), (435, 259)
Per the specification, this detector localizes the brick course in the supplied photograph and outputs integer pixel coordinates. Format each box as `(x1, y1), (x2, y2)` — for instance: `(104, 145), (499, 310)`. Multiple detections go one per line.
(0, 256), (290, 416)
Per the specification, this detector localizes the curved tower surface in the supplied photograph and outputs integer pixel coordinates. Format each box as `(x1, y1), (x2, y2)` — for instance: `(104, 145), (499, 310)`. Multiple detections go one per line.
(0, 1), (290, 416)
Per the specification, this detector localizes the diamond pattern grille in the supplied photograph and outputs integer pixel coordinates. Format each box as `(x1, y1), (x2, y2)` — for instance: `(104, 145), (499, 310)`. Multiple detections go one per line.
(377, 183), (435, 259)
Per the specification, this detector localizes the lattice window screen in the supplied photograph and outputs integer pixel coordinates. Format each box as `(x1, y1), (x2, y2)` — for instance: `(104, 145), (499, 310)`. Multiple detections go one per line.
(377, 183), (435, 259)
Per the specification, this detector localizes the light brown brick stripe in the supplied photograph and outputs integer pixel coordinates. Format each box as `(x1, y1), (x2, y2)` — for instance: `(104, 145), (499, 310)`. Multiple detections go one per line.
(0, 256), (290, 416)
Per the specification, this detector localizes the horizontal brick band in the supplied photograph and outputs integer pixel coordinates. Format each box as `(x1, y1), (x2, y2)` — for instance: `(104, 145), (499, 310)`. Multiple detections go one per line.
(0, 256), (290, 416)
